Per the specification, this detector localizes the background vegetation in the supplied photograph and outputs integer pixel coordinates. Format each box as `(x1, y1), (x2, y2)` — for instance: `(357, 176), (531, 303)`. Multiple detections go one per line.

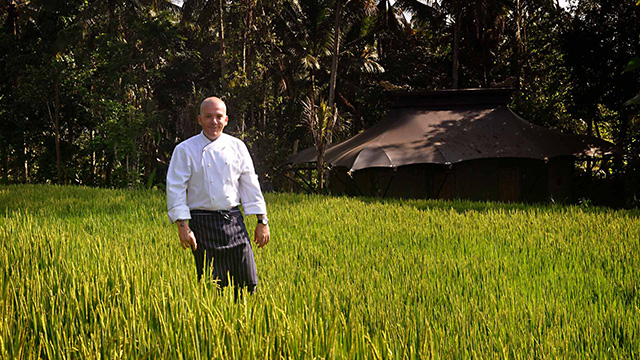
(1, 0), (639, 205)
(1, 185), (639, 358)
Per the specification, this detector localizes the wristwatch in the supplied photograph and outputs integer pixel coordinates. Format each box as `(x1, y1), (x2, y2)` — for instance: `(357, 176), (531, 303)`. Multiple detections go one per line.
(257, 217), (269, 226)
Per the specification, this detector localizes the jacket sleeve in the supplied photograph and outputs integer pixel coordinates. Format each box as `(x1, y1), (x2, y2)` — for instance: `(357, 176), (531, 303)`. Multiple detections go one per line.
(237, 142), (267, 215)
(166, 145), (192, 223)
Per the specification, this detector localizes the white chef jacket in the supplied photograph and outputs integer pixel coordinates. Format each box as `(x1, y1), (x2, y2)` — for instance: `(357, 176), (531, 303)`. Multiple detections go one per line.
(166, 132), (267, 223)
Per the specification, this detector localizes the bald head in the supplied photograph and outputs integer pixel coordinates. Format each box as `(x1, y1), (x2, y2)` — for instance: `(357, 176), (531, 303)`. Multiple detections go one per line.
(198, 96), (228, 141)
(200, 97), (226, 115)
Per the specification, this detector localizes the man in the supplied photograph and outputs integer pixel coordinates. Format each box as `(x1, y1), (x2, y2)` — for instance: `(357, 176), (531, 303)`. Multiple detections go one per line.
(166, 96), (270, 294)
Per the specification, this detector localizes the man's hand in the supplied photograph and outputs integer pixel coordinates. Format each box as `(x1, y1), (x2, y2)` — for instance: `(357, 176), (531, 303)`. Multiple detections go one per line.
(177, 220), (197, 250)
(254, 224), (270, 248)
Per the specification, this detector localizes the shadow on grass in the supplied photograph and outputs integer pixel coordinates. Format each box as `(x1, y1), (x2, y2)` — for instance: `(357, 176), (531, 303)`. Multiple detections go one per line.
(3, 185), (638, 219)
(309, 191), (640, 217)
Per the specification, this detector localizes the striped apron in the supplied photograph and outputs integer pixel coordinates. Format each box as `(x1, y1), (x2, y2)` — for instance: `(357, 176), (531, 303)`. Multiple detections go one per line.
(189, 208), (258, 291)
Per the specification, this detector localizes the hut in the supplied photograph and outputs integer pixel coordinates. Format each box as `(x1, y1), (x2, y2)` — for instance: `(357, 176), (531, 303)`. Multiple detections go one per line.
(284, 89), (619, 202)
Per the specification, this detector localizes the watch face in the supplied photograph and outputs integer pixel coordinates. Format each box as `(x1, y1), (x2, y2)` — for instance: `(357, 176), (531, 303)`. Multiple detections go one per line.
(260, 219), (268, 225)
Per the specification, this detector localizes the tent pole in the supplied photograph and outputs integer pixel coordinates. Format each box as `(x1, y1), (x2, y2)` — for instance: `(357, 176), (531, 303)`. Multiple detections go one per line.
(382, 167), (397, 199)
(353, 181), (364, 196)
(295, 169), (318, 194)
(282, 172), (314, 194)
(526, 173), (540, 200)
(330, 169), (352, 194)
(348, 171), (364, 196)
(436, 171), (450, 199)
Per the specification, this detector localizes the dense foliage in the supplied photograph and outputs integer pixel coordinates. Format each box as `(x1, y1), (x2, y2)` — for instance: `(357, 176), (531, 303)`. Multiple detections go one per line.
(1, 0), (639, 203)
(1, 185), (639, 357)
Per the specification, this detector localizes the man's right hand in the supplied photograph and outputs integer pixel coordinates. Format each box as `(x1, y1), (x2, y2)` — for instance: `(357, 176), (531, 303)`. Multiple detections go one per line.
(177, 220), (197, 250)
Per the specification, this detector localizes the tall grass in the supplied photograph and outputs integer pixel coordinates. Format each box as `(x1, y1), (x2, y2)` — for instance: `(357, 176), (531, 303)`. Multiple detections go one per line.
(1, 185), (638, 358)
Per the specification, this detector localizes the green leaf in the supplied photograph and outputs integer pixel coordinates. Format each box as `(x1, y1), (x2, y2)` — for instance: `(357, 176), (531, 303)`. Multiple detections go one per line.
(623, 57), (640, 73)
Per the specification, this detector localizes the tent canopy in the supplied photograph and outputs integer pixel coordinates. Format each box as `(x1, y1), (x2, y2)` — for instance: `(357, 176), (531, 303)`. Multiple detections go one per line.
(285, 89), (619, 172)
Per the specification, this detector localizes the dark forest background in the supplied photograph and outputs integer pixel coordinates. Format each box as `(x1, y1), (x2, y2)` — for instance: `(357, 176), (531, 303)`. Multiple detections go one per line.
(1, 0), (639, 205)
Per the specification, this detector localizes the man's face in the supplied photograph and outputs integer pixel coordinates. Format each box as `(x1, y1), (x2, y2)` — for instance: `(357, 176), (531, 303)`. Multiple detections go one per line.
(198, 100), (228, 140)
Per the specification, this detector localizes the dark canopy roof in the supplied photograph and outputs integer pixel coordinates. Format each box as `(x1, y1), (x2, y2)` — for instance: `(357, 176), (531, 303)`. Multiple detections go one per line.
(285, 89), (619, 172)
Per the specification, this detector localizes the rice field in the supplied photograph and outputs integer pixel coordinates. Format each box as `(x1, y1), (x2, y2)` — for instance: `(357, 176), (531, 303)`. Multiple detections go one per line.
(1, 184), (639, 358)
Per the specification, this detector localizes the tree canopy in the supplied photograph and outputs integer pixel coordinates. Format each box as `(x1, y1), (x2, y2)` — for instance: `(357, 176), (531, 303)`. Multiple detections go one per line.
(1, 0), (638, 204)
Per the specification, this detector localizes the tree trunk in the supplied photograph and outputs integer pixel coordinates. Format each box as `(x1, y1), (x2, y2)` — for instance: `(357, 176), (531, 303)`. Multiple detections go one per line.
(250, 104), (255, 130)
(482, 26), (488, 88)
(327, 0), (342, 144)
(378, 0), (388, 60)
(316, 146), (324, 192)
(452, 13), (461, 89)
(54, 75), (62, 184)
(219, 0), (226, 91)
(309, 81), (324, 192)
(242, 16), (247, 75)
(521, 11), (529, 87)
(8, 1), (19, 39)
(0, 147), (5, 184)
(262, 90), (267, 131)
(240, 113), (245, 139)
(23, 137), (28, 183)
(515, 0), (523, 88)
(105, 152), (112, 186)
(242, 0), (253, 75)
(3, 149), (9, 184)
(91, 130), (96, 183)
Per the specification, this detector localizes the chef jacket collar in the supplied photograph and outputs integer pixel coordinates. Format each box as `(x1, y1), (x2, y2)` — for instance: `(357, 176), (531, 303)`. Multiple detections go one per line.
(200, 131), (227, 152)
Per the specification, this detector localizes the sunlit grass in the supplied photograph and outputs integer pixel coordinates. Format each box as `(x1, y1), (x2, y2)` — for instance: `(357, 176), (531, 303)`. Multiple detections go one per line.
(1, 184), (639, 358)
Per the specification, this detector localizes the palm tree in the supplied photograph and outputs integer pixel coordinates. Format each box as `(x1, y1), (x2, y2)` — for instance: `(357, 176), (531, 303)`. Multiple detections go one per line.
(302, 95), (333, 191)
(275, 0), (382, 190)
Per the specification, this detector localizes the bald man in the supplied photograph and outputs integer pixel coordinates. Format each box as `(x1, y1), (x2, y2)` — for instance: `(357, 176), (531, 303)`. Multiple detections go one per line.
(166, 97), (270, 294)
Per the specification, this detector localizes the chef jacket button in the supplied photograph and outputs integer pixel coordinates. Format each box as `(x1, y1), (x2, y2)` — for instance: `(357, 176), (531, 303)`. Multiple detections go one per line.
(226, 178), (231, 183)
(207, 163), (211, 167)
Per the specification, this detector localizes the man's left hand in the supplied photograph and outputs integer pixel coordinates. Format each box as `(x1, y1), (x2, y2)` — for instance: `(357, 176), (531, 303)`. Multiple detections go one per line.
(254, 224), (270, 248)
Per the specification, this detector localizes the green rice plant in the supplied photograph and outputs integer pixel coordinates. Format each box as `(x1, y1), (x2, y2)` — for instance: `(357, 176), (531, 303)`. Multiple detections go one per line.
(0, 184), (638, 358)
